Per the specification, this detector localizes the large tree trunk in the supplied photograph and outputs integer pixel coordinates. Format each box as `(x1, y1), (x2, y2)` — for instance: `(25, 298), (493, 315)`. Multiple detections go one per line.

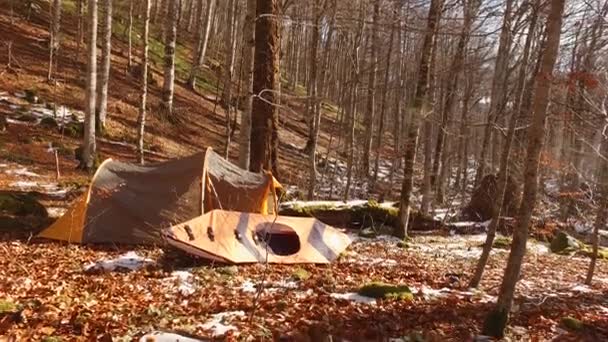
(306, 0), (321, 200)
(187, 0), (215, 89)
(137, 0), (151, 164)
(250, 0), (280, 175)
(473, 0), (513, 187)
(396, 0), (443, 239)
(221, 0), (237, 158)
(362, 0), (380, 178)
(161, 0), (179, 118)
(470, 0), (539, 289)
(238, 0), (256, 169)
(482, 0), (565, 337)
(96, 0), (112, 132)
(77, 0), (84, 56)
(47, 0), (62, 82)
(82, 0), (98, 170)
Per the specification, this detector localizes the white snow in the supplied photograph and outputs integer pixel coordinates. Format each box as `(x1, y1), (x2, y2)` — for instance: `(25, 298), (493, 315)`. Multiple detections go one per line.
(330, 292), (377, 305)
(239, 279), (299, 294)
(164, 270), (196, 296)
(199, 311), (245, 337)
(5, 167), (39, 177)
(84, 251), (155, 272)
(138, 332), (204, 342)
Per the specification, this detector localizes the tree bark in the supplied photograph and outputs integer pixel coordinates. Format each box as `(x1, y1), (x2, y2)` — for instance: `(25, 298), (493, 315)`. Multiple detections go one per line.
(162, 0), (179, 117)
(127, 0), (134, 71)
(250, 0), (280, 175)
(362, 0), (380, 178)
(47, 0), (62, 82)
(238, 0), (256, 170)
(82, 0), (98, 170)
(137, 0), (151, 164)
(482, 0), (565, 337)
(396, 0), (443, 238)
(96, 0), (112, 132)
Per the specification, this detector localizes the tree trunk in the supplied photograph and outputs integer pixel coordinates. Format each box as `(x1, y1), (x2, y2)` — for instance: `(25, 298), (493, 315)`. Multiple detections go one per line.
(420, 120), (433, 214)
(162, 0), (179, 117)
(47, 0), (62, 82)
(396, 0), (443, 238)
(82, 0), (98, 171)
(482, 0), (565, 337)
(96, 0), (112, 132)
(188, 0), (214, 89)
(127, 0), (134, 71)
(250, 0), (280, 174)
(238, 0), (256, 169)
(137, 0), (151, 164)
(470, 0), (539, 288)
(221, 0), (237, 157)
(344, 0), (365, 201)
(77, 0), (84, 57)
(372, 6), (396, 182)
(586, 128), (608, 285)
(305, 0), (321, 200)
(362, 0), (379, 178)
(474, 0), (513, 187)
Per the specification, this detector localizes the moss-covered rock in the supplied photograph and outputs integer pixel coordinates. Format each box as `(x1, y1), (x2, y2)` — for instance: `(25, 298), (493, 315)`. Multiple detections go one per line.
(561, 316), (583, 331)
(550, 231), (582, 254)
(0, 299), (17, 313)
(0, 192), (47, 217)
(492, 236), (511, 249)
(291, 267), (310, 281)
(280, 200), (442, 233)
(357, 282), (413, 301)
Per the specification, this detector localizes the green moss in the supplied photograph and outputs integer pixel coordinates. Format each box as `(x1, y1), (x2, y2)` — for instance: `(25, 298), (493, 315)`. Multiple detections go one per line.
(492, 236), (511, 249)
(63, 122), (84, 138)
(561, 316), (583, 331)
(0, 299), (16, 313)
(40, 117), (59, 129)
(358, 282), (413, 301)
(482, 307), (509, 338)
(42, 337), (63, 342)
(291, 267), (310, 281)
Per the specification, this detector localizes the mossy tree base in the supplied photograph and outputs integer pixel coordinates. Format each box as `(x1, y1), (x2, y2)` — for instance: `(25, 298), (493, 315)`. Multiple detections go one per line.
(482, 307), (509, 338)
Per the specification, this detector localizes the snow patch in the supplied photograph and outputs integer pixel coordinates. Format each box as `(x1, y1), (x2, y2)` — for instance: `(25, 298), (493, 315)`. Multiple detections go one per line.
(5, 167), (39, 177)
(330, 292), (376, 305)
(139, 332), (204, 342)
(84, 251), (155, 272)
(164, 270), (196, 296)
(199, 311), (245, 337)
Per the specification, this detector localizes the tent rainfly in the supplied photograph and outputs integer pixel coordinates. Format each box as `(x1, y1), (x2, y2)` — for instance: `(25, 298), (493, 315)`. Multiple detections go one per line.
(164, 209), (352, 264)
(38, 148), (280, 244)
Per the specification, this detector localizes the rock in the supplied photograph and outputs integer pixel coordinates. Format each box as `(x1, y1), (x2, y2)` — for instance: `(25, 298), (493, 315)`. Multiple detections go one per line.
(15, 113), (37, 123)
(216, 265), (238, 276)
(550, 231), (582, 254)
(0, 192), (48, 217)
(462, 174), (520, 221)
(24, 89), (39, 104)
(357, 282), (413, 300)
(40, 117), (58, 129)
(561, 316), (583, 331)
(291, 267), (310, 281)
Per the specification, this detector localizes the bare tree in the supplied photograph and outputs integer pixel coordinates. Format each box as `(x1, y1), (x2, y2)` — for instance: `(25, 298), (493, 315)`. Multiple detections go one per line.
(250, 0), (280, 175)
(137, 0), (152, 164)
(162, 0), (179, 117)
(96, 0), (112, 131)
(127, 0), (134, 71)
(47, 0), (62, 82)
(188, 0), (215, 89)
(396, 0), (444, 238)
(238, 0), (256, 170)
(82, 0), (98, 170)
(362, 0), (380, 178)
(482, 0), (566, 336)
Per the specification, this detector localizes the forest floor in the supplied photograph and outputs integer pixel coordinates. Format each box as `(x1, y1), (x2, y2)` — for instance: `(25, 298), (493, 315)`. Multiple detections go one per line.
(1, 3), (608, 342)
